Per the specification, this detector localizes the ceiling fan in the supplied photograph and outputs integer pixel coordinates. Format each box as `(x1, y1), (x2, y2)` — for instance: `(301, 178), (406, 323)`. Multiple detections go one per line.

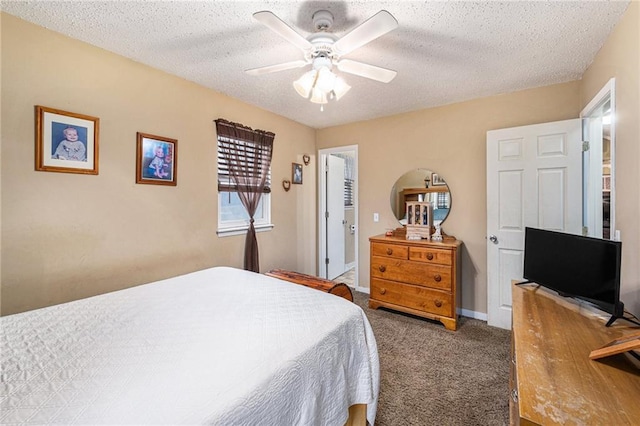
(245, 9), (398, 107)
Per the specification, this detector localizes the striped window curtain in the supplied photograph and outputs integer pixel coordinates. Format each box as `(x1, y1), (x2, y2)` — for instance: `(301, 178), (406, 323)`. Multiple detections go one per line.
(215, 118), (275, 272)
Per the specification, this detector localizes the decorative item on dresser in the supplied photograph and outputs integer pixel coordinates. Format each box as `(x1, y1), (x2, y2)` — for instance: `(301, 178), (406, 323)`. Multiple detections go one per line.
(369, 234), (462, 330)
(405, 201), (433, 240)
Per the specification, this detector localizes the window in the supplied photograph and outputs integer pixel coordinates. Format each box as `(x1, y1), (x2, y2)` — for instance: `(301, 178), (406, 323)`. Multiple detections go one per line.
(344, 178), (354, 207)
(216, 129), (274, 237)
(333, 153), (355, 208)
(218, 191), (270, 234)
(436, 192), (450, 209)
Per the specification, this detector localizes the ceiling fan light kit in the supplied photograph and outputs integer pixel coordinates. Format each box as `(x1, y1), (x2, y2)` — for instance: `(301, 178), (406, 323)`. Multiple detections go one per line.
(294, 61), (352, 107)
(247, 9), (398, 109)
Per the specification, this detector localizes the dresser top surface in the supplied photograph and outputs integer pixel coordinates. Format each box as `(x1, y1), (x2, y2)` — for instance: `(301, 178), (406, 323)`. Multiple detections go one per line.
(370, 234), (462, 249)
(512, 284), (640, 425)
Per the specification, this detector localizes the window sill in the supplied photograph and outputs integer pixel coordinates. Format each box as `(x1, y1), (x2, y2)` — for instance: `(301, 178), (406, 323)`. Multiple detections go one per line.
(217, 223), (274, 238)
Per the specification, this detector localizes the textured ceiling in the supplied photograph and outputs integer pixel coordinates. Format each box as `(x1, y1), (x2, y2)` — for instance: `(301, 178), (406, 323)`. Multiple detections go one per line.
(1, 1), (630, 129)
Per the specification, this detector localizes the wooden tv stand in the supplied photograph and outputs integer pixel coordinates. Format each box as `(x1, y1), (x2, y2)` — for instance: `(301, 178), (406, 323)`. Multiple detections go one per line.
(511, 283), (640, 425)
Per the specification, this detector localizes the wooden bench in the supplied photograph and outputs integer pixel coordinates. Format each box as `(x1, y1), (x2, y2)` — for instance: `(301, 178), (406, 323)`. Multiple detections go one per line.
(265, 269), (354, 302)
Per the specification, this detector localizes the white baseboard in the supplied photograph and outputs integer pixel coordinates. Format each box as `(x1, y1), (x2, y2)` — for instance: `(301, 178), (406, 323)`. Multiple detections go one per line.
(458, 308), (487, 321)
(345, 262), (356, 271)
(354, 286), (370, 295)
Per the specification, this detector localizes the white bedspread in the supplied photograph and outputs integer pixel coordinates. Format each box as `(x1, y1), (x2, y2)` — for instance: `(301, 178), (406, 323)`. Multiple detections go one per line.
(0, 267), (379, 425)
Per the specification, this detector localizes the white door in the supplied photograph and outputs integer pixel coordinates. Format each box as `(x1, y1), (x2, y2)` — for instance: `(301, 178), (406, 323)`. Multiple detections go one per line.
(487, 119), (581, 329)
(326, 155), (345, 280)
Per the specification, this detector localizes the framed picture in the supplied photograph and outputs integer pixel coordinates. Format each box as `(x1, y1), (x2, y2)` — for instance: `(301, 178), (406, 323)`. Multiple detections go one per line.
(136, 132), (178, 186)
(35, 105), (99, 174)
(292, 162), (303, 185)
(431, 173), (446, 186)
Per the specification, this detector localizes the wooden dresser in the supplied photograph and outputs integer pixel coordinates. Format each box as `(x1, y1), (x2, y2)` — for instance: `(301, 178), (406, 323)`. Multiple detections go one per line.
(368, 234), (462, 330)
(511, 283), (640, 425)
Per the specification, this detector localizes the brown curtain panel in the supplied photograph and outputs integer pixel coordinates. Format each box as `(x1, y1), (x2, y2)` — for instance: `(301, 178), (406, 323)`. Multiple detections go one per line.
(215, 119), (274, 272)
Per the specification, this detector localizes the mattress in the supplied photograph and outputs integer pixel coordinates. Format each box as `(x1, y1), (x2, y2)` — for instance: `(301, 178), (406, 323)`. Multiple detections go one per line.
(0, 267), (379, 425)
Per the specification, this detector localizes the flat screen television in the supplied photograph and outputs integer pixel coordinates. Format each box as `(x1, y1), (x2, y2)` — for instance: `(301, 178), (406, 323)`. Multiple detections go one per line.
(523, 227), (624, 325)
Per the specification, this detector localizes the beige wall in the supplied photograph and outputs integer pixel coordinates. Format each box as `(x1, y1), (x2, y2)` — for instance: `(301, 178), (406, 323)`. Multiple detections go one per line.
(317, 81), (581, 314)
(580, 1), (640, 315)
(3, 5), (638, 319)
(0, 14), (316, 315)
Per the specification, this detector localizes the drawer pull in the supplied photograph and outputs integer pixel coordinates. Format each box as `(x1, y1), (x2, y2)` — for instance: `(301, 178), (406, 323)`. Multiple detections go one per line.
(511, 388), (518, 403)
(434, 274), (442, 282)
(434, 299), (443, 308)
(379, 288), (387, 295)
(378, 265), (386, 273)
(386, 248), (393, 255)
(426, 253), (434, 260)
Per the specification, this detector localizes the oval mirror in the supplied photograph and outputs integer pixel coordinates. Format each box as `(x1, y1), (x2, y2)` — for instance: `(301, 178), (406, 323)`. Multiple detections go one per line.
(390, 168), (451, 227)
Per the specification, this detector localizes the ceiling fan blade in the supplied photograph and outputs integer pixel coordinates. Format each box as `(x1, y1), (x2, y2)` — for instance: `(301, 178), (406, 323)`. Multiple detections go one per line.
(253, 11), (313, 52)
(337, 59), (397, 83)
(245, 60), (308, 76)
(333, 10), (398, 56)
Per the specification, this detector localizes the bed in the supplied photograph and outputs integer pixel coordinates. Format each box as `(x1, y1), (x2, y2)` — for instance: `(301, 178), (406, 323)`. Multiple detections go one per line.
(0, 267), (379, 425)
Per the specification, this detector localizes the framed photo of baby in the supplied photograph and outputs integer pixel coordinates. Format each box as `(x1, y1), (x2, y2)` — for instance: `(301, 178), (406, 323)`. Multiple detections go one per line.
(136, 132), (178, 186)
(35, 105), (99, 175)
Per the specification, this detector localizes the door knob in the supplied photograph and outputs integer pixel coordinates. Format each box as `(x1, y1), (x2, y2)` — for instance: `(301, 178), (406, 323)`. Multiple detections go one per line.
(489, 235), (498, 244)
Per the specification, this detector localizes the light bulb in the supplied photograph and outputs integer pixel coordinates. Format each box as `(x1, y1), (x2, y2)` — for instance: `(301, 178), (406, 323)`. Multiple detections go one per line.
(310, 87), (328, 104)
(315, 67), (337, 93)
(293, 70), (317, 98)
(332, 77), (351, 101)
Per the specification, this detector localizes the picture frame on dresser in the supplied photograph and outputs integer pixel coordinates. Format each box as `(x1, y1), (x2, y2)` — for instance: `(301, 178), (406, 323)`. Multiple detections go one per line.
(589, 331), (640, 360)
(35, 105), (99, 175)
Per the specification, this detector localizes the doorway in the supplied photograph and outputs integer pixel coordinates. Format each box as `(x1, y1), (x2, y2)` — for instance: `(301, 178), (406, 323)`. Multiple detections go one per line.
(581, 78), (616, 240)
(318, 146), (358, 289)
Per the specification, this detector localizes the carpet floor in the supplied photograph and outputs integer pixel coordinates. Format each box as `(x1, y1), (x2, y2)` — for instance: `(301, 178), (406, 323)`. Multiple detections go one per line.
(352, 291), (511, 426)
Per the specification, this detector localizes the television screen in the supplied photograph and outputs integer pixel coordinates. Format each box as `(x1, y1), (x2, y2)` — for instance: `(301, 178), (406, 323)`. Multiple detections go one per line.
(523, 227), (623, 318)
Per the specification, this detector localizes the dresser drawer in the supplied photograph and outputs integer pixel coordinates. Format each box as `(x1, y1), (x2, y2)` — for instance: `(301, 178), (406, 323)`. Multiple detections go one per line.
(371, 256), (452, 290)
(371, 242), (408, 259)
(409, 246), (453, 266)
(371, 278), (453, 317)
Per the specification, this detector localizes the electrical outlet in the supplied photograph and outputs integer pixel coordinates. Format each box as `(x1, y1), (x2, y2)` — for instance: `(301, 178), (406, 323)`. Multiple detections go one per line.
(373, 213), (379, 222)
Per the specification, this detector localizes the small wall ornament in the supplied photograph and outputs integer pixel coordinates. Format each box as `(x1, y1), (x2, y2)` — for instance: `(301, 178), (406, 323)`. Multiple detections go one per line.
(302, 154), (310, 165)
(282, 179), (291, 192)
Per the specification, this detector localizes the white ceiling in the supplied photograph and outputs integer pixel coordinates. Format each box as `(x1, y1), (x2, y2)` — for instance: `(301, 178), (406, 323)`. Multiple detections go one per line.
(2, 1), (630, 129)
